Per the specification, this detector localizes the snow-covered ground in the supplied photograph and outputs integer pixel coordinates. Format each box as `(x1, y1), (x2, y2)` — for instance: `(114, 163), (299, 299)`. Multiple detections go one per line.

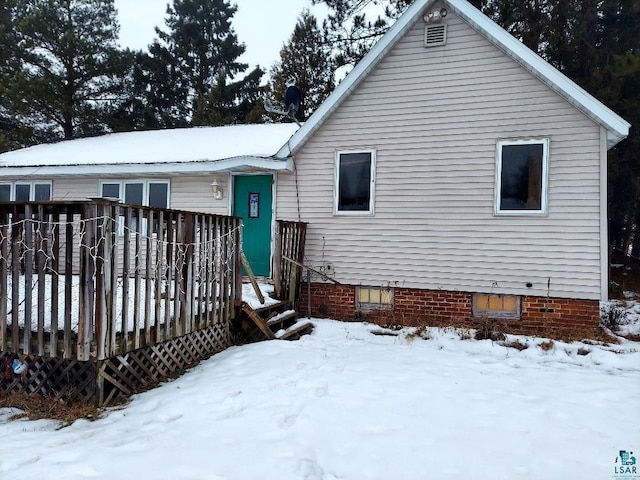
(602, 292), (640, 338)
(1, 314), (639, 479)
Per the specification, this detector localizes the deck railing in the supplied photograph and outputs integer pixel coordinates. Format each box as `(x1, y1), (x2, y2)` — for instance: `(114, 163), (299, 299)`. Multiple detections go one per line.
(0, 200), (242, 361)
(273, 220), (307, 305)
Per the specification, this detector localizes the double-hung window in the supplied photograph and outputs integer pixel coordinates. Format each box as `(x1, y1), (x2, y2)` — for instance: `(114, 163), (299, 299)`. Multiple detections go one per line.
(100, 180), (169, 209)
(100, 180), (169, 234)
(0, 181), (52, 201)
(335, 149), (375, 215)
(495, 139), (549, 215)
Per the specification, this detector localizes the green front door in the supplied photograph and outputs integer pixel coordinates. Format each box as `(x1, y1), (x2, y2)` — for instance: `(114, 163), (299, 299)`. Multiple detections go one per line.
(233, 175), (273, 277)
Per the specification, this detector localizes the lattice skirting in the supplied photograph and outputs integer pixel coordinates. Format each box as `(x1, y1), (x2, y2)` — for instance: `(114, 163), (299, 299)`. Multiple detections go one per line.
(0, 352), (97, 403)
(1, 323), (231, 406)
(97, 323), (231, 406)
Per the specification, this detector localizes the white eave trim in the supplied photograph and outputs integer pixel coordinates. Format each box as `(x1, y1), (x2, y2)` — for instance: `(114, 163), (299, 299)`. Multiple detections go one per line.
(277, 0), (629, 157)
(0, 155), (294, 177)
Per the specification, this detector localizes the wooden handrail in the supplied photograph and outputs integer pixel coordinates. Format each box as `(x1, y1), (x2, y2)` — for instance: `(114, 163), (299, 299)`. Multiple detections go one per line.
(282, 255), (341, 284)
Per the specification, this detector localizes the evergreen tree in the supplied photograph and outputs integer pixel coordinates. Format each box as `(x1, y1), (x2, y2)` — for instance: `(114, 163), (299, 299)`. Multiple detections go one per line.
(0, 0), (18, 88)
(0, 0), (39, 151)
(313, 0), (485, 68)
(596, 0), (640, 256)
(153, 0), (263, 124)
(268, 10), (336, 122)
(107, 44), (189, 131)
(313, 0), (410, 68)
(484, 0), (550, 53)
(2, 0), (130, 141)
(0, 0), (16, 151)
(192, 64), (264, 125)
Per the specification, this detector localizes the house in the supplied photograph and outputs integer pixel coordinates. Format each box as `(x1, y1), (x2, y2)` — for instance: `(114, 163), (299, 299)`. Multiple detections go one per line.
(0, 124), (298, 278)
(0, 0), (630, 334)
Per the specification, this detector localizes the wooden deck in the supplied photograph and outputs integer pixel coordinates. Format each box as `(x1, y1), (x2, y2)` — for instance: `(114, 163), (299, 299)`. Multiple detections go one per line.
(0, 202), (309, 405)
(0, 200), (242, 405)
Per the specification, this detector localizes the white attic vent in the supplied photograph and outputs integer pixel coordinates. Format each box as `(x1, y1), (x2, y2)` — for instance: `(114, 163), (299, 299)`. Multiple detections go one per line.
(424, 24), (447, 47)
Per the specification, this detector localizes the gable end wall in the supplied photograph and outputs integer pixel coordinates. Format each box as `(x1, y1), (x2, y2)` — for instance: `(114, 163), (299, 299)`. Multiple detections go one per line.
(277, 9), (604, 302)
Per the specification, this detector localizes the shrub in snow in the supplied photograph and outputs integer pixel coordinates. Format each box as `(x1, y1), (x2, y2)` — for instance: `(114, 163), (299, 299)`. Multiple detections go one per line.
(600, 303), (628, 332)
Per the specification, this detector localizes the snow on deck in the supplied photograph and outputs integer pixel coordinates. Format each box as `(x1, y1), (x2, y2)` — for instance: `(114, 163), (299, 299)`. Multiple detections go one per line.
(4, 275), (281, 333)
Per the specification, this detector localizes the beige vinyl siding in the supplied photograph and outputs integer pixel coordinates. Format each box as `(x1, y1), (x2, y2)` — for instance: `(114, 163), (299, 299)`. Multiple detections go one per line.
(277, 10), (603, 300)
(166, 175), (229, 215)
(48, 175), (229, 215)
(52, 177), (99, 200)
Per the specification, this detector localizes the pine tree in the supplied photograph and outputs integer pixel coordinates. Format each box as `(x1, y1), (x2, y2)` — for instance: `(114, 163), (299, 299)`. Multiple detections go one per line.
(313, 0), (411, 68)
(595, 0), (640, 256)
(0, 0), (16, 151)
(0, 0), (40, 151)
(107, 43), (190, 131)
(313, 0), (487, 68)
(268, 10), (336, 122)
(154, 0), (262, 124)
(192, 65), (264, 125)
(0, 0), (18, 81)
(2, 0), (129, 141)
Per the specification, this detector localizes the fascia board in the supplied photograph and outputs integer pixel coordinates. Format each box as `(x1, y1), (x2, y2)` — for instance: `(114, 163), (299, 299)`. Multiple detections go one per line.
(0, 156), (294, 177)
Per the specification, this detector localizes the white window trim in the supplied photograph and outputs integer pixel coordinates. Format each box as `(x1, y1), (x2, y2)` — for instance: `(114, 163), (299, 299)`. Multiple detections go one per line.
(494, 138), (549, 216)
(334, 149), (376, 216)
(98, 179), (170, 208)
(0, 181), (53, 201)
(99, 180), (170, 236)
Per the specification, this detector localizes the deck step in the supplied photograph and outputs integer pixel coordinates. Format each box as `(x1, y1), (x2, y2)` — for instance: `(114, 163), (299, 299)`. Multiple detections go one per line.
(240, 303), (312, 342)
(266, 309), (297, 327)
(241, 302), (275, 340)
(252, 300), (289, 314)
(277, 321), (314, 340)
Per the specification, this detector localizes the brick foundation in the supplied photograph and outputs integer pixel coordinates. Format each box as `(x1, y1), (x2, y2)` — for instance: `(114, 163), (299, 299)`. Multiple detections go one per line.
(299, 283), (601, 337)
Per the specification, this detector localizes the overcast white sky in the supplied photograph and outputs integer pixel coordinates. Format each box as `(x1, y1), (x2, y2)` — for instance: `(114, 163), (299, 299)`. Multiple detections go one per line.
(114, 0), (328, 72)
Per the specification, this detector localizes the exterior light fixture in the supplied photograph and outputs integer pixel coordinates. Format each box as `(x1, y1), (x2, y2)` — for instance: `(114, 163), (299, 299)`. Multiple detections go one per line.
(210, 180), (223, 200)
(423, 8), (447, 23)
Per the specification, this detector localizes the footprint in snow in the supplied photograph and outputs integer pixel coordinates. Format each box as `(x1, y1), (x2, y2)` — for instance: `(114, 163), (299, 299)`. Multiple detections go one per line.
(144, 413), (183, 425)
(314, 385), (328, 398)
(277, 412), (298, 428)
(297, 458), (323, 480)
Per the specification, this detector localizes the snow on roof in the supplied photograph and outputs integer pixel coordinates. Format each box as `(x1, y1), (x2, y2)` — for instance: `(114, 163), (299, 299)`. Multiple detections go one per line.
(277, 0), (630, 157)
(0, 123), (299, 175)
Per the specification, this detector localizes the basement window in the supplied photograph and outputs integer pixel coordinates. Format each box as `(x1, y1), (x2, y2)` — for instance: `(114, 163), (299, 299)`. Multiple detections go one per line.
(357, 286), (394, 311)
(473, 294), (520, 319)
